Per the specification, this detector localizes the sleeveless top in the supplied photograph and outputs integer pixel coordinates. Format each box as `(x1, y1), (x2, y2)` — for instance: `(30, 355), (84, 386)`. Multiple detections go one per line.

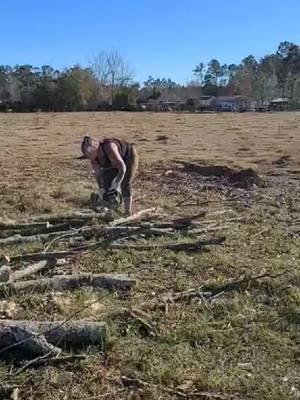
(96, 138), (132, 169)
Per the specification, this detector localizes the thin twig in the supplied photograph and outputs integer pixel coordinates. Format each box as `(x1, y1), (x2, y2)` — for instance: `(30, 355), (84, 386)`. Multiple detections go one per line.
(13, 355), (87, 375)
(12, 349), (61, 376)
(126, 308), (158, 337)
(42, 230), (78, 252)
(175, 195), (194, 208)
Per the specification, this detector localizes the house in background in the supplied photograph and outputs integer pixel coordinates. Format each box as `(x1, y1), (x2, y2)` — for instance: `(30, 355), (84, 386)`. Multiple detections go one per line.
(212, 96), (253, 112)
(186, 95), (215, 112)
(139, 87), (200, 111)
(138, 90), (256, 112)
(270, 98), (289, 111)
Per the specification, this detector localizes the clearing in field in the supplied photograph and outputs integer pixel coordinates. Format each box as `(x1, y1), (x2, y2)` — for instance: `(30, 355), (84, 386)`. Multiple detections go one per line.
(0, 112), (300, 400)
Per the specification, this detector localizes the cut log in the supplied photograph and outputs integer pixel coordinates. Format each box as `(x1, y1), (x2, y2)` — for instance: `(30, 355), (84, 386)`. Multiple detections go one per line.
(7, 238), (113, 263)
(0, 265), (11, 282)
(0, 273), (136, 296)
(0, 323), (60, 357)
(165, 236), (226, 251)
(110, 208), (159, 226)
(171, 212), (207, 228)
(110, 237), (226, 252)
(0, 221), (50, 231)
(11, 260), (51, 281)
(8, 249), (78, 264)
(0, 320), (107, 349)
(28, 210), (110, 224)
(0, 220), (87, 238)
(0, 230), (73, 247)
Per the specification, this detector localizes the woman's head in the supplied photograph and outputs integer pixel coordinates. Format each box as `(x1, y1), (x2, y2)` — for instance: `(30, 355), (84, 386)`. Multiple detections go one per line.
(81, 135), (97, 158)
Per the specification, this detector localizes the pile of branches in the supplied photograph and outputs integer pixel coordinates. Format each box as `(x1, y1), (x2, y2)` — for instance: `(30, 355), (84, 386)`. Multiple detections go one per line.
(0, 206), (228, 377)
(0, 207), (228, 264)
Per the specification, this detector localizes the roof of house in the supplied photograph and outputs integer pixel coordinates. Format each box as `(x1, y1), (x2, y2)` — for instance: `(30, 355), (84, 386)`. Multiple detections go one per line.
(270, 97), (289, 103)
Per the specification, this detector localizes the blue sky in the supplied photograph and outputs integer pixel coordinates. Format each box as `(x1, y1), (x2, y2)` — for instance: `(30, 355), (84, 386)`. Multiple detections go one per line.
(1, 0), (299, 84)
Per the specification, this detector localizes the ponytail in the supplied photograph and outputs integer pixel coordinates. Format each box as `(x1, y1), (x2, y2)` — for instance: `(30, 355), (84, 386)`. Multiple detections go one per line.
(81, 135), (92, 154)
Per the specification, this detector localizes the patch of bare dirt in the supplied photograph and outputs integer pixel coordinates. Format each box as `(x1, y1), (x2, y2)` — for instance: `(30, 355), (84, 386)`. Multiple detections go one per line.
(176, 161), (264, 188)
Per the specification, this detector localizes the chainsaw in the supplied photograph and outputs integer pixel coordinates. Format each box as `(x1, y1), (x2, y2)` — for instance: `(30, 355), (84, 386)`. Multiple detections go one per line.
(102, 189), (123, 210)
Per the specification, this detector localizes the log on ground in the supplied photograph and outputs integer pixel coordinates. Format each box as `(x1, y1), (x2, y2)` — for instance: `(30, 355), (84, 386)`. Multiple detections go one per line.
(0, 265), (11, 282)
(28, 210), (110, 224)
(0, 230), (73, 247)
(110, 237), (226, 252)
(0, 220), (87, 238)
(0, 323), (60, 357)
(11, 260), (52, 281)
(110, 208), (159, 226)
(0, 273), (136, 296)
(0, 320), (107, 350)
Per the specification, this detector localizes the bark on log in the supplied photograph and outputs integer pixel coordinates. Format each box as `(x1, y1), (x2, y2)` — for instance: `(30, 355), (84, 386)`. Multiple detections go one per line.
(28, 210), (110, 224)
(0, 273), (136, 296)
(16, 354), (87, 369)
(0, 220), (87, 238)
(7, 239), (109, 263)
(0, 230), (73, 247)
(110, 208), (159, 226)
(0, 265), (11, 282)
(0, 320), (107, 349)
(0, 221), (50, 230)
(8, 250), (78, 264)
(8, 226), (167, 263)
(11, 260), (51, 281)
(0, 323), (60, 357)
(110, 237), (226, 252)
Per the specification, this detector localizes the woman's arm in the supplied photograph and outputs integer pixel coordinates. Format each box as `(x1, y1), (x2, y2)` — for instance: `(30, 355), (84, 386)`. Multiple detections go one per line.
(91, 160), (103, 190)
(104, 142), (126, 190)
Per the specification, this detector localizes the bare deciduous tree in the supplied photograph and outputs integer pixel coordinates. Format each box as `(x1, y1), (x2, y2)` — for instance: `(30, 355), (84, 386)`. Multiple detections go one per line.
(90, 50), (133, 104)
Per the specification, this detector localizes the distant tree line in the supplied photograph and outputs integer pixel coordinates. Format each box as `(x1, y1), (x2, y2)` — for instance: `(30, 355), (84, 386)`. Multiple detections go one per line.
(0, 42), (299, 112)
(192, 41), (300, 105)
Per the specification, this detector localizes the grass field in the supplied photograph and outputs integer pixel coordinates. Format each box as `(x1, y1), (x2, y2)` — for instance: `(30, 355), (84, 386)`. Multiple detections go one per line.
(0, 111), (300, 399)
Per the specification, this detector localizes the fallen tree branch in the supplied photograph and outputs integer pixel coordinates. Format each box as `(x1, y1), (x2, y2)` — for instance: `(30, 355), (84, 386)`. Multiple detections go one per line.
(0, 292), (111, 357)
(110, 237), (226, 252)
(171, 212), (207, 228)
(17, 354), (87, 369)
(0, 221), (50, 231)
(205, 272), (284, 297)
(13, 354), (88, 375)
(125, 308), (158, 338)
(4, 239), (108, 263)
(110, 208), (160, 226)
(6, 226), (171, 263)
(10, 260), (52, 282)
(0, 220), (87, 238)
(150, 273), (284, 310)
(174, 194), (194, 208)
(0, 230), (74, 247)
(29, 210), (112, 224)
(0, 265), (11, 282)
(0, 273), (136, 296)
(0, 320), (107, 351)
(0, 323), (60, 357)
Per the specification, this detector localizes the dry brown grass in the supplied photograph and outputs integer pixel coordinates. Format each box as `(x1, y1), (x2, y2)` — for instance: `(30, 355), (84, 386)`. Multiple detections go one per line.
(0, 112), (300, 399)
